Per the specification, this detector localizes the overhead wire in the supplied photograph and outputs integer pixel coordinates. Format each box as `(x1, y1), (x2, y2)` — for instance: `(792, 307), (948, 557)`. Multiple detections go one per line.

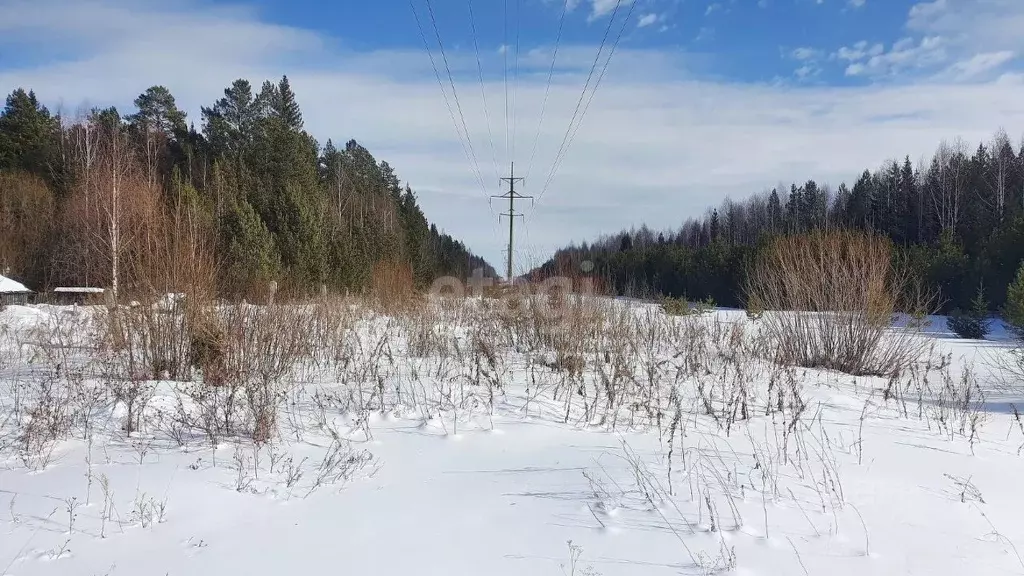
(524, 0), (569, 183)
(544, 0), (637, 201)
(503, 0), (510, 166)
(534, 0), (625, 204)
(511, 0), (522, 165)
(423, 0), (489, 196)
(411, 0), (635, 267)
(409, 0), (489, 197)
(467, 0), (501, 185)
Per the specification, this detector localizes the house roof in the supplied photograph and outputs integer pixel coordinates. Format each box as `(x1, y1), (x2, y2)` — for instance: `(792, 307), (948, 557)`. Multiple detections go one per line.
(0, 275), (31, 294)
(54, 287), (105, 293)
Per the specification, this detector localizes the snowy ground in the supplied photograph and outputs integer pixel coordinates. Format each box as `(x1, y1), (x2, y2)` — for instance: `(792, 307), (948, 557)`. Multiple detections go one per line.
(1, 298), (1023, 576)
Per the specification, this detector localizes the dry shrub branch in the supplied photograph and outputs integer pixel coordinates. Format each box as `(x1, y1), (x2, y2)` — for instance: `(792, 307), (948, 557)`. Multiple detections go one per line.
(745, 229), (933, 377)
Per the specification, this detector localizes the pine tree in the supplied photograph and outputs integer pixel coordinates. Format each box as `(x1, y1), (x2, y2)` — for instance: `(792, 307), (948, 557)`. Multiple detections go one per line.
(127, 86), (187, 139)
(201, 79), (257, 159)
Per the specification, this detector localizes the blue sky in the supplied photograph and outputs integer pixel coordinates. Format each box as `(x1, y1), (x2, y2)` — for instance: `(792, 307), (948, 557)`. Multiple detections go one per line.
(227, 0), (985, 84)
(2, 0), (1024, 272)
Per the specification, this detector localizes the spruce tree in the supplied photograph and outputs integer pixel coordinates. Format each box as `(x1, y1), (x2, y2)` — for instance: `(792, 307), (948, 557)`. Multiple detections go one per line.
(947, 282), (990, 339)
(0, 88), (59, 178)
(222, 199), (281, 292)
(272, 75), (303, 131)
(767, 188), (782, 232)
(1004, 263), (1024, 339)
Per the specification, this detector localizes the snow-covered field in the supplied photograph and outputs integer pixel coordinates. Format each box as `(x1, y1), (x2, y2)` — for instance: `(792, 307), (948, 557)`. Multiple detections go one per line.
(1, 297), (1023, 576)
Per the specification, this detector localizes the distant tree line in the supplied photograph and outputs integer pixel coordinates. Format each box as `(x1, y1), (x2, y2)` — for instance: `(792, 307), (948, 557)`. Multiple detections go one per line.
(531, 131), (1024, 313)
(0, 80), (495, 299)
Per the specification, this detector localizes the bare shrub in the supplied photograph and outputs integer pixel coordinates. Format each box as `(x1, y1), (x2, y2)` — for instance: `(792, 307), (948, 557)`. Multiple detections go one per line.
(307, 294), (361, 371)
(987, 345), (1024, 395)
(400, 303), (451, 358)
(745, 229), (933, 377)
(228, 305), (312, 443)
(928, 364), (986, 445)
(103, 302), (188, 380)
(0, 171), (55, 288)
(369, 260), (421, 316)
(189, 308), (230, 385)
(166, 303), (315, 444)
(94, 190), (219, 385)
(11, 309), (108, 467)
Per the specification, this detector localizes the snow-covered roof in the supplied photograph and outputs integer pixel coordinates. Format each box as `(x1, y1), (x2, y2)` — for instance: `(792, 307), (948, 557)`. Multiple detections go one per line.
(53, 287), (105, 294)
(0, 275), (31, 294)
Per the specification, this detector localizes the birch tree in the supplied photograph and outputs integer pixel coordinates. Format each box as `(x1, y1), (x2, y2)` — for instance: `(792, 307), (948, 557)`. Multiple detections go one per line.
(981, 128), (1015, 223)
(927, 138), (969, 237)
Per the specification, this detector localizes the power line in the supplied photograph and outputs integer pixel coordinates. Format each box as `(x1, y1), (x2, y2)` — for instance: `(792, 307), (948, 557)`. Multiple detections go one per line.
(467, 0), (501, 184)
(409, 0), (488, 196)
(499, 0), (507, 167)
(535, 0), (625, 203)
(423, 0), (488, 195)
(539, 0), (637, 202)
(524, 0), (569, 182)
(511, 0), (522, 164)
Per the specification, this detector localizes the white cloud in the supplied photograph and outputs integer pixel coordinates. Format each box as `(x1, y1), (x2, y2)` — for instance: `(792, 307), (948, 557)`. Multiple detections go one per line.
(904, 0), (1023, 77)
(787, 47), (824, 79)
(804, 1), (1022, 82)
(636, 13), (660, 28)
(694, 26), (715, 42)
(834, 40), (886, 62)
(835, 37), (947, 78)
(908, 0), (1024, 50)
(588, 0), (632, 20)
(942, 50), (1016, 81)
(792, 47), (823, 61)
(794, 65), (818, 79)
(705, 3), (721, 16)
(4, 0), (1024, 270)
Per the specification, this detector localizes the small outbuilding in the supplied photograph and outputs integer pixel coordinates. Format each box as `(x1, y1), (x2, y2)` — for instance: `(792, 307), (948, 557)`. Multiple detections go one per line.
(0, 274), (32, 306)
(50, 286), (106, 306)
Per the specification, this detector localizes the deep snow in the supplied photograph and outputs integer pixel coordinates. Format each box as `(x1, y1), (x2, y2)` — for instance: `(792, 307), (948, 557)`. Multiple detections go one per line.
(1, 300), (1023, 576)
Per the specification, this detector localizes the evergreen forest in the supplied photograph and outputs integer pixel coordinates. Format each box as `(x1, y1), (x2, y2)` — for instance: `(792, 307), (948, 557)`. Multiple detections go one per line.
(0, 78), (495, 300)
(531, 131), (1024, 314)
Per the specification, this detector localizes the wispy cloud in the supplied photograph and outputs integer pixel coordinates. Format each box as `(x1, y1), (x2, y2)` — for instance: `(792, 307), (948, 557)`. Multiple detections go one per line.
(834, 40), (886, 62)
(905, 0), (1022, 79)
(839, 36), (947, 77)
(942, 50), (1016, 81)
(792, 47), (824, 61)
(588, 0), (632, 20)
(636, 13), (662, 28)
(787, 47), (824, 80)
(3, 0), (1024, 268)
